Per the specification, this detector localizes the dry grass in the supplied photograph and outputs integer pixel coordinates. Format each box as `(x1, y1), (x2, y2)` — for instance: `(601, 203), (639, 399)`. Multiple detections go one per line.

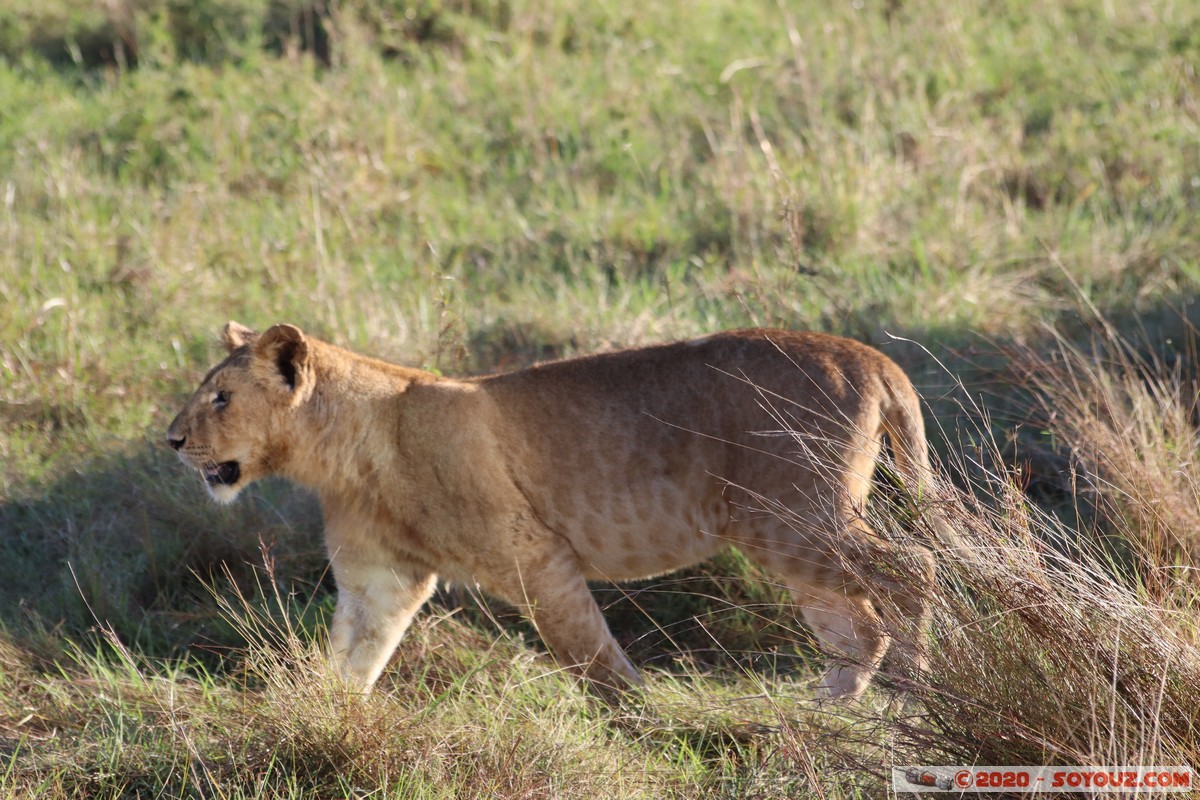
(1017, 328), (1200, 601)
(884, 457), (1200, 774)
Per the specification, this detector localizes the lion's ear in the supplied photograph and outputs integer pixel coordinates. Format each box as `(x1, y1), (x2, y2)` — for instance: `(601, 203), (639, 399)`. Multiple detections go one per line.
(222, 321), (258, 352)
(252, 324), (313, 404)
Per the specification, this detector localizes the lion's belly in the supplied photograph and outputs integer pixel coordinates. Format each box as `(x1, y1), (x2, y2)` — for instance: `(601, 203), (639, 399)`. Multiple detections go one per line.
(541, 478), (731, 581)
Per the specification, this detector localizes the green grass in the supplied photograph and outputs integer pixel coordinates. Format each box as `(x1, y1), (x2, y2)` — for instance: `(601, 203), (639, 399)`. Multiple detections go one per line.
(2, 0), (1200, 796)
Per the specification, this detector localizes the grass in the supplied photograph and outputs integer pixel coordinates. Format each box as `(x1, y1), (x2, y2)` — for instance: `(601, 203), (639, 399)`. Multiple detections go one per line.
(1, 0), (1199, 796)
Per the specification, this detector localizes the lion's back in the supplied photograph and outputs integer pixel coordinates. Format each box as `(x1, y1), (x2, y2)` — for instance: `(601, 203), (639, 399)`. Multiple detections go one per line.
(474, 329), (905, 579)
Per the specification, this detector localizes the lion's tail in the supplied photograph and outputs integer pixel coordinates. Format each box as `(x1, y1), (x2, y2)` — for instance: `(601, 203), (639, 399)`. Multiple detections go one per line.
(879, 373), (958, 548)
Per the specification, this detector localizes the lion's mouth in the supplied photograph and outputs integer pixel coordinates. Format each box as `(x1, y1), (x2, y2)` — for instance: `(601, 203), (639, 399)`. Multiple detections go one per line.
(204, 461), (241, 487)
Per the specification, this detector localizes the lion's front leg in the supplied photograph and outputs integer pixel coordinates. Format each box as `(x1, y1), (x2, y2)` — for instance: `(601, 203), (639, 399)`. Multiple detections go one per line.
(328, 559), (437, 692)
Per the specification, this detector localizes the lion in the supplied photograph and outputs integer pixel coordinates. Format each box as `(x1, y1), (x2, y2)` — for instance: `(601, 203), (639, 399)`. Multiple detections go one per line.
(167, 322), (938, 699)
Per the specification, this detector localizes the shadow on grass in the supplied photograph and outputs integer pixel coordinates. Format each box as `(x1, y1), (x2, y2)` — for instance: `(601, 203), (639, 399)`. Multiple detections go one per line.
(0, 440), (329, 668)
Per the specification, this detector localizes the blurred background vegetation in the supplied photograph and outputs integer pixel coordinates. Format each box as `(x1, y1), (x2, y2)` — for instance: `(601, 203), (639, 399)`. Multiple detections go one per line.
(1, 0), (1198, 796)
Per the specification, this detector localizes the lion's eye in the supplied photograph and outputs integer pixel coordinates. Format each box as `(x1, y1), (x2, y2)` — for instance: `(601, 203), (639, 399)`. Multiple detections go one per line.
(213, 390), (230, 409)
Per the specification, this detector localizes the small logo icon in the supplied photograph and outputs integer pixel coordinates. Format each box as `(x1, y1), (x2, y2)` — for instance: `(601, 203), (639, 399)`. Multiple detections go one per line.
(905, 768), (953, 791)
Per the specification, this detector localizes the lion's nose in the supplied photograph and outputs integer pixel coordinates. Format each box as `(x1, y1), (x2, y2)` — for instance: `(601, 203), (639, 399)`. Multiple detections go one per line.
(167, 434), (186, 451)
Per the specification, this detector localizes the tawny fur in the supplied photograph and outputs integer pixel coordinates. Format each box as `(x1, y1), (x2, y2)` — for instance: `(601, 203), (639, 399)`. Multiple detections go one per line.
(167, 322), (936, 699)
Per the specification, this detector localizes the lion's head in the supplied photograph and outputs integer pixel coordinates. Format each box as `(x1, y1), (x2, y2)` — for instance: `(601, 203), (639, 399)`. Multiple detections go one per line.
(166, 321), (314, 504)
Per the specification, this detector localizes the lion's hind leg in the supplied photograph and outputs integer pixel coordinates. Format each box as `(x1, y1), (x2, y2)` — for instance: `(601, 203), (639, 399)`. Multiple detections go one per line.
(738, 512), (932, 700)
(792, 588), (890, 699)
(861, 532), (935, 683)
(800, 524), (934, 697)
